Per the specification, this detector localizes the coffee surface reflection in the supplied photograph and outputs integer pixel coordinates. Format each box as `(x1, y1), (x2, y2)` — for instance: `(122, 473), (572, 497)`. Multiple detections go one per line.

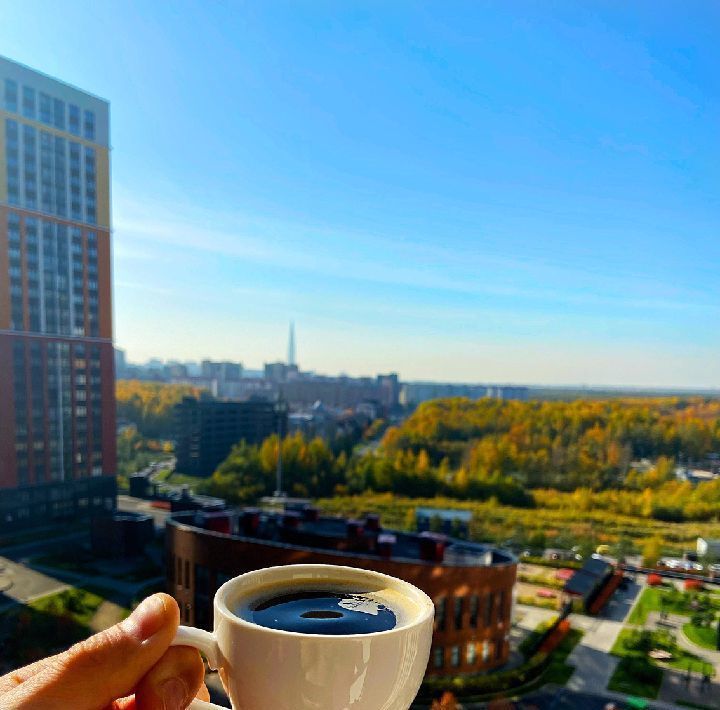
(246, 590), (397, 635)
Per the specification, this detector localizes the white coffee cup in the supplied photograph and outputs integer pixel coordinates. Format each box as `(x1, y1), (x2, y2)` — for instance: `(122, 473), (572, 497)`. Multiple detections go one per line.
(170, 564), (434, 710)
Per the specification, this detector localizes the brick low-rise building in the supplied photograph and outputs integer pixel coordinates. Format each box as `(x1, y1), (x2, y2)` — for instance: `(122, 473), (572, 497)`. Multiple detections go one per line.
(166, 508), (517, 677)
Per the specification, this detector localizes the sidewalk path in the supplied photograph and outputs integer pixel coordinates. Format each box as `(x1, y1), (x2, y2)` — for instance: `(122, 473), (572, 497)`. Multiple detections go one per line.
(660, 667), (719, 707)
(645, 611), (720, 666)
(565, 577), (644, 695)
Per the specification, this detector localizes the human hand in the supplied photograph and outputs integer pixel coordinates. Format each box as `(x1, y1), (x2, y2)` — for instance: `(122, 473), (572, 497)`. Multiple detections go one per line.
(0, 593), (211, 709)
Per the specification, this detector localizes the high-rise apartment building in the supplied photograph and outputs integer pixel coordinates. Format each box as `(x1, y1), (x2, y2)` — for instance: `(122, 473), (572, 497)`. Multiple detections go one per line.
(0, 56), (116, 526)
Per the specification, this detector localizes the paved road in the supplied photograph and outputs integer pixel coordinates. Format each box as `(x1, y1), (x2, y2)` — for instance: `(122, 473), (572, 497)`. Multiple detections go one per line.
(661, 667), (719, 707)
(565, 577), (644, 695)
(496, 688), (682, 710)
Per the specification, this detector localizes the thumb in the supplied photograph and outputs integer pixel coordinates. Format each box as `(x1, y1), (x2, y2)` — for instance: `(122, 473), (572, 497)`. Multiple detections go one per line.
(3, 593), (180, 710)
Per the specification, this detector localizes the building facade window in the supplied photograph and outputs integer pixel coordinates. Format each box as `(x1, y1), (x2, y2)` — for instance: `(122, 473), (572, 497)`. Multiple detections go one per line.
(26, 218), (41, 331)
(13, 340), (28, 485)
(450, 645), (460, 668)
(23, 124), (37, 209)
(3, 108), (99, 224)
(432, 647), (444, 669)
(469, 593), (479, 628)
(453, 596), (464, 630)
(54, 136), (67, 217)
(466, 642), (477, 665)
(53, 97), (65, 129)
(83, 109), (95, 140)
(435, 597), (447, 632)
(8, 212), (24, 329)
(4, 78), (17, 111)
(69, 141), (82, 220)
(84, 146), (97, 223)
(22, 85), (35, 118)
(39, 92), (52, 124)
(484, 592), (493, 627)
(6, 119), (20, 204)
(68, 104), (80, 135)
(40, 131), (53, 213)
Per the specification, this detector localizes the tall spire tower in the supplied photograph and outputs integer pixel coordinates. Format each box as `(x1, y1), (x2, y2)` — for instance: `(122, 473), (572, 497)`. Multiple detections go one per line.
(287, 321), (296, 366)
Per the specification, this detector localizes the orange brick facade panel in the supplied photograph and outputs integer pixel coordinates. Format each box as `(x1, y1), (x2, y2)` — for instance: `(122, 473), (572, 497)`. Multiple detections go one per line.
(166, 520), (517, 677)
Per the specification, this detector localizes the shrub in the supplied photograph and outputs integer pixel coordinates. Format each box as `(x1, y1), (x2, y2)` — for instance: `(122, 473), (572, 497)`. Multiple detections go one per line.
(623, 657), (664, 685)
(422, 652), (550, 696)
(624, 630), (651, 653)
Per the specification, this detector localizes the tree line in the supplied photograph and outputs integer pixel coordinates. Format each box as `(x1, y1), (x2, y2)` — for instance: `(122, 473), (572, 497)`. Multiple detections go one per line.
(116, 380), (205, 439)
(381, 397), (720, 490)
(200, 396), (720, 523)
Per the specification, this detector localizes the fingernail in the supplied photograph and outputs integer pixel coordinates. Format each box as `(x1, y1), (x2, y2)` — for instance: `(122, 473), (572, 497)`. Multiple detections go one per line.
(161, 676), (189, 709)
(123, 594), (167, 641)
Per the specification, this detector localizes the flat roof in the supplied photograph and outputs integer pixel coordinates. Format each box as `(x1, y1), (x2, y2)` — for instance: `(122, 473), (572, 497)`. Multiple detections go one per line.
(416, 507), (473, 522)
(169, 511), (515, 569)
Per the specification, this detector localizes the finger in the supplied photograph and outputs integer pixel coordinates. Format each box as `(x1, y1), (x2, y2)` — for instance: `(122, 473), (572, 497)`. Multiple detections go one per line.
(3, 593), (179, 710)
(0, 653), (62, 693)
(133, 646), (204, 710)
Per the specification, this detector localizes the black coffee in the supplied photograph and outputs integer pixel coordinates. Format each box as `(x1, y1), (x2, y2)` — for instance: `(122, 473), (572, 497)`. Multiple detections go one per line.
(249, 590), (397, 635)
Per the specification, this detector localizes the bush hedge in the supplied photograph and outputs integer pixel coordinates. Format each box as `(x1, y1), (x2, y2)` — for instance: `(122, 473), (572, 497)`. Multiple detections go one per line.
(422, 651), (550, 696)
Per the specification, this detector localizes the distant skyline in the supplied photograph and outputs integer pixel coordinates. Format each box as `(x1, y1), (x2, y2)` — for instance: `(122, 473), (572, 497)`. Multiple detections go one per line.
(2, 2), (719, 387)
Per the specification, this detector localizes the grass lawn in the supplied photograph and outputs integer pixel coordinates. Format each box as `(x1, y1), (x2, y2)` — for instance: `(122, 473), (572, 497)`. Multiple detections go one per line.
(683, 622), (719, 650)
(608, 656), (663, 699)
(165, 471), (208, 487)
(517, 572), (565, 590)
(516, 594), (560, 611)
(611, 628), (711, 677)
(627, 587), (720, 625)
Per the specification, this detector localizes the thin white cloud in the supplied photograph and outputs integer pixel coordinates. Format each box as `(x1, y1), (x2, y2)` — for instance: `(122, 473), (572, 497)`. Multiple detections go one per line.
(113, 195), (719, 316)
(115, 280), (174, 295)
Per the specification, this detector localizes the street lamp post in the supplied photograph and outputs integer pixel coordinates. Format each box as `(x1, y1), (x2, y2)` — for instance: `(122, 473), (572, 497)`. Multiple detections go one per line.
(274, 397), (288, 498)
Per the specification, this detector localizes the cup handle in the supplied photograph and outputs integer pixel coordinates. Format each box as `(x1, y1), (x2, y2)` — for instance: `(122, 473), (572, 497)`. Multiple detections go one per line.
(171, 625), (228, 710)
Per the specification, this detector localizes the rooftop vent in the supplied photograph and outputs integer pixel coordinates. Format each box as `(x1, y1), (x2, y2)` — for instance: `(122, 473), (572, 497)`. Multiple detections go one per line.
(419, 531), (447, 563)
(364, 513), (381, 532)
(346, 519), (365, 539)
(241, 507), (261, 536)
(378, 533), (397, 559)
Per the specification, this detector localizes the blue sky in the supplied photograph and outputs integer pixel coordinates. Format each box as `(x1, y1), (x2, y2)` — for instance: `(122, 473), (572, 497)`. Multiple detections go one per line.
(2, 1), (719, 386)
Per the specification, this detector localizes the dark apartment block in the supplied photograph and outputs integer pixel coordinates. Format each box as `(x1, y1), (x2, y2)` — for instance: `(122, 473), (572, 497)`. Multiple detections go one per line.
(174, 397), (287, 476)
